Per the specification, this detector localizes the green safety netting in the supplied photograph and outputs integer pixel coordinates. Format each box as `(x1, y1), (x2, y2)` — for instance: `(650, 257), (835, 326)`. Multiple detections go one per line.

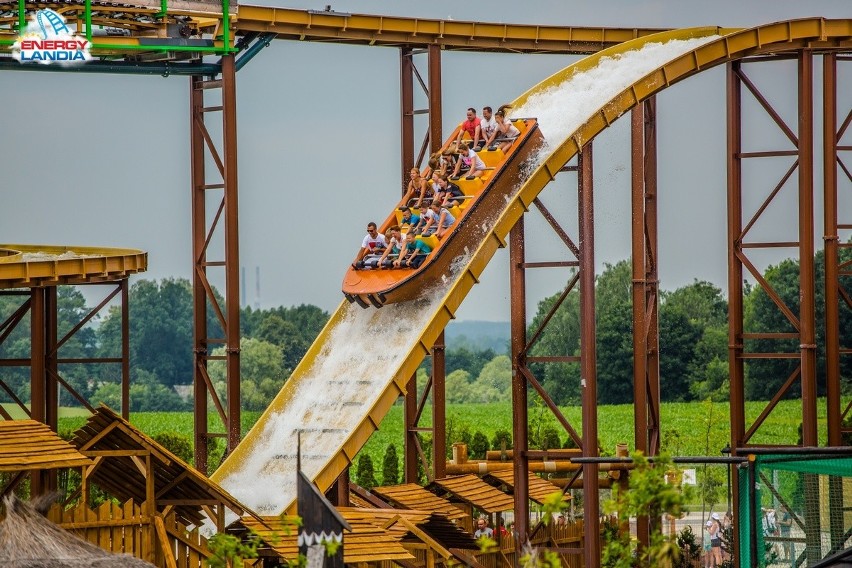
(738, 454), (852, 568)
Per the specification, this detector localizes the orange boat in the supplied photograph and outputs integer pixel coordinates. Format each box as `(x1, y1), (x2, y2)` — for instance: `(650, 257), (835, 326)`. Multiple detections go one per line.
(343, 118), (544, 308)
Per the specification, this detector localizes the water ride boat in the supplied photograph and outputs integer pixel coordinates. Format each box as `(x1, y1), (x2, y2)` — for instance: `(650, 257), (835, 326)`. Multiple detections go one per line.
(342, 118), (544, 308)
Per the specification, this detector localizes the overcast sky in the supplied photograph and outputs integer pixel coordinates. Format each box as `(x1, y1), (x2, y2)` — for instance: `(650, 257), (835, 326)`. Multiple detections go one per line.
(1, 1), (850, 322)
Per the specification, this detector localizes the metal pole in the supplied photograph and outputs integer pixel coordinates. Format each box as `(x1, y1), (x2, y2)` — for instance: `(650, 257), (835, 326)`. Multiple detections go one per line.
(400, 48), (414, 194)
(432, 331), (446, 479)
(222, 54), (242, 454)
(798, 51), (822, 566)
(630, 101), (651, 551)
(578, 143), (601, 567)
(823, 51), (846, 552)
(45, 287), (58, 431)
(30, 288), (46, 495)
(190, 73), (209, 474)
(404, 373), (418, 483)
(121, 279), (130, 419)
(798, 50), (818, 448)
(427, 44), (442, 156)
(823, 52), (841, 447)
(644, 97), (661, 459)
(510, 216), (529, 548)
(726, 61), (745, 564)
(631, 103), (648, 456)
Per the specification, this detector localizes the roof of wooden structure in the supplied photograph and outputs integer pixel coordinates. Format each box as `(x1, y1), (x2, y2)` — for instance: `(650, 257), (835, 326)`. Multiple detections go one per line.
(69, 406), (255, 528)
(336, 507), (478, 552)
(239, 515), (415, 564)
(429, 474), (515, 514)
(0, 420), (92, 472)
(371, 483), (467, 522)
(483, 470), (569, 505)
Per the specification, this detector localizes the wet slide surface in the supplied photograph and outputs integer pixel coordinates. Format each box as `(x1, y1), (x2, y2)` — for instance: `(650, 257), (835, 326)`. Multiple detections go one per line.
(211, 19), (852, 514)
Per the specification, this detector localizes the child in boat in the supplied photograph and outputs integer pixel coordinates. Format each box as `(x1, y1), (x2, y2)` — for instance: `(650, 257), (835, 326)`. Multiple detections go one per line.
(377, 226), (405, 269)
(399, 206), (421, 231)
(395, 231), (433, 269)
(451, 141), (487, 180)
(423, 201), (457, 239)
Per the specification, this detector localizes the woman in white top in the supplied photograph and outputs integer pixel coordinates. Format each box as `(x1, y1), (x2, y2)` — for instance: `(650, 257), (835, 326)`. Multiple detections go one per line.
(488, 109), (521, 153)
(451, 141), (487, 180)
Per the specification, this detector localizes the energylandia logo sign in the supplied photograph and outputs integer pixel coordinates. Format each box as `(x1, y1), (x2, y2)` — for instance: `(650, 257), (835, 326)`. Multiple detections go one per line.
(12, 9), (92, 65)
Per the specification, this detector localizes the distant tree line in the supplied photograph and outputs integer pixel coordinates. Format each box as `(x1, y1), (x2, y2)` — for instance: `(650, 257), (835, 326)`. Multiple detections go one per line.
(528, 250), (852, 406)
(1, 245), (849, 413)
(0, 278), (329, 412)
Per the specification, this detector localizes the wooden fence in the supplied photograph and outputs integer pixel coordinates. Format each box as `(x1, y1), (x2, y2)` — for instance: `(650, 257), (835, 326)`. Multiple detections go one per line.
(471, 519), (586, 568)
(47, 499), (211, 568)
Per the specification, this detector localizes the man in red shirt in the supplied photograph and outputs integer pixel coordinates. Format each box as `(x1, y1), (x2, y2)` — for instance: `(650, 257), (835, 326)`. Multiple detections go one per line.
(454, 107), (484, 150)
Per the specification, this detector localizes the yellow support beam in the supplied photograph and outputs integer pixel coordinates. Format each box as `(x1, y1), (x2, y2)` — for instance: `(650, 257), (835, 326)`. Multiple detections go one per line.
(233, 6), (665, 53)
(0, 244), (147, 288)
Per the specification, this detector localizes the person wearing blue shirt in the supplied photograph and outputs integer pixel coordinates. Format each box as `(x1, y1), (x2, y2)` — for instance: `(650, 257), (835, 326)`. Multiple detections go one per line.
(399, 206), (421, 231)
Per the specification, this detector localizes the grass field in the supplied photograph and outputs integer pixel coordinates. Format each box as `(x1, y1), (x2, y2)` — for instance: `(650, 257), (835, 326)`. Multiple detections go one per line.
(46, 398), (829, 473)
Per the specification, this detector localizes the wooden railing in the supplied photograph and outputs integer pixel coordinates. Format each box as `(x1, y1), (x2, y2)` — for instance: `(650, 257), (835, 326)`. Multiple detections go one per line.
(471, 519), (586, 568)
(48, 499), (211, 568)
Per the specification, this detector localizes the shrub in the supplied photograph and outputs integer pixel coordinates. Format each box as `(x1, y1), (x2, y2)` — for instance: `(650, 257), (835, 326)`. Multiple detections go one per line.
(382, 444), (400, 485)
(356, 454), (377, 489)
(469, 431), (489, 459)
(491, 429), (512, 451)
(153, 431), (194, 464)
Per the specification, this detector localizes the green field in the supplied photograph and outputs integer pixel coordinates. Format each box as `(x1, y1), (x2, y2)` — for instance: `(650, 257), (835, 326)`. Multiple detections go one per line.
(47, 398), (829, 471)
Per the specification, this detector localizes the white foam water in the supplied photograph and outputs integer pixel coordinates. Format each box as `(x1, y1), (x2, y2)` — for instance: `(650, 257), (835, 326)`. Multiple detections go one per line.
(514, 36), (718, 161)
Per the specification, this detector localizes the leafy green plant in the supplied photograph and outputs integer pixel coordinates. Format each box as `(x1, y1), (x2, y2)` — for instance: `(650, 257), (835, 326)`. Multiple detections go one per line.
(602, 452), (689, 568)
(520, 542), (562, 568)
(539, 490), (567, 525)
(674, 526), (701, 568)
(207, 532), (260, 568)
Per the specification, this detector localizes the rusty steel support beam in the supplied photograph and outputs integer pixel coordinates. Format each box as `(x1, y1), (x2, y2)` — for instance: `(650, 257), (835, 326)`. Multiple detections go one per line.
(428, 44), (442, 155)
(432, 331), (446, 480)
(29, 288), (48, 495)
(823, 51), (846, 553)
(30, 289), (45, 427)
(44, 287), (58, 434)
(121, 279), (130, 419)
(403, 373), (418, 483)
(798, 51), (822, 567)
(400, 47), (414, 194)
(510, 216), (529, 548)
(823, 52), (841, 447)
(190, 56), (241, 471)
(798, 50), (818, 448)
(190, 71), (209, 474)
(726, 61), (745, 565)
(631, 96), (661, 458)
(578, 143), (600, 568)
(222, 54), (242, 455)
(631, 96), (660, 551)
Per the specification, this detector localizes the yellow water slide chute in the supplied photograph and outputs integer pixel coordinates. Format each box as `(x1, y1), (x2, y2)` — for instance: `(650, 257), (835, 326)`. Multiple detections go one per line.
(212, 19), (852, 513)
